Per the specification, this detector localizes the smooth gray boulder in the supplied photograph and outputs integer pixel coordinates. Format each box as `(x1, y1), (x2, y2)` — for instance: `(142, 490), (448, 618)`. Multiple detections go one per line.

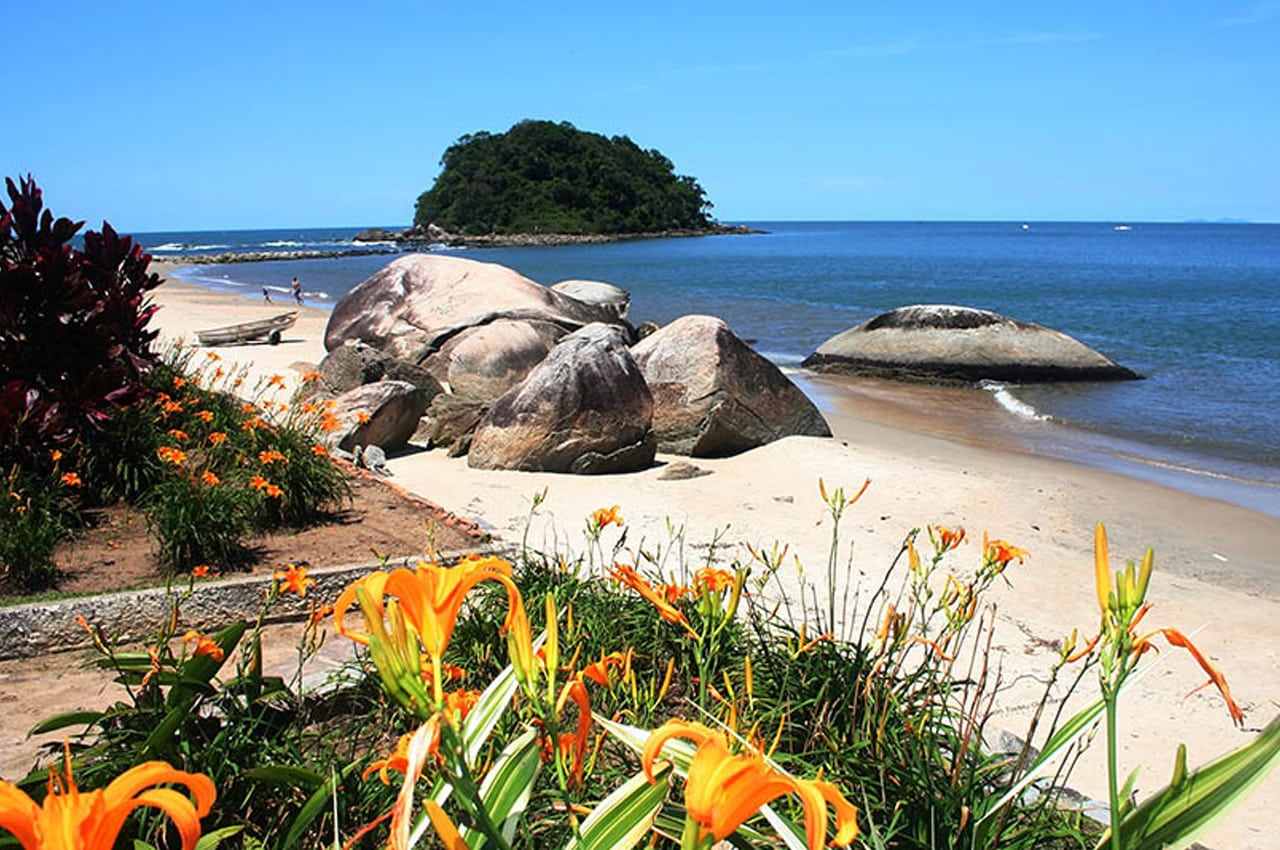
(324, 254), (622, 359)
(633, 315), (831, 457)
(424, 319), (565, 403)
(550, 279), (631, 321)
(803, 304), (1141, 383)
(468, 324), (655, 474)
(326, 381), (431, 453)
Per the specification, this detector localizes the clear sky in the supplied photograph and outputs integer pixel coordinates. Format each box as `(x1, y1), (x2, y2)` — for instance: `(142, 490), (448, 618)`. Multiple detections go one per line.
(4, 1), (1277, 230)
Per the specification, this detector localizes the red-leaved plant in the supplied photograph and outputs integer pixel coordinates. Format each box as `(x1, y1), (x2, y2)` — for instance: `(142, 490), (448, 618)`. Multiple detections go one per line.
(0, 175), (162, 469)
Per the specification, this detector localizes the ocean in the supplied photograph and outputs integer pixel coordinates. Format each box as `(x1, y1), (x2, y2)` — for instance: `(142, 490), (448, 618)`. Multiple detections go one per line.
(140, 222), (1280, 517)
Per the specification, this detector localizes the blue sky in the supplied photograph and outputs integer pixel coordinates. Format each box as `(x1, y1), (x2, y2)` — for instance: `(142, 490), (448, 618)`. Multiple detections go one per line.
(4, 1), (1277, 230)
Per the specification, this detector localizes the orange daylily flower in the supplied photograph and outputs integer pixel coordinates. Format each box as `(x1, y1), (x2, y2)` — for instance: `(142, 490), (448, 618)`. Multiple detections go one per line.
(208, 432), (228, 446)
(355, 411), (372, 425)
(161, 400), (184, 414)
(156, 446), (187, 466)
(59, 472), (81, 488)
(591, 505), (623, 529)
(311, 444), (329, 457)
(386, 556), (521, 658)
(982, 532), (1029, 572)
(1092, 522), (1244, 726)
(167, 429), (189, 441)
(191, 564), (212, 578)
(172, 376), (187, 389)
(580, 649), (633, 687)
(182, 630), (224, 662)
(195, 410), (214, 422)
(200, 470), (220, 487)
(274, 564), (316, 598)
(695, 567), (735, 593)
(932, 524), (967, 553)
(0, 745), (215, 850)
(258, 450), (288, 465)
(335, 556), (524, 706)
(610, 563), (698, 638)
(50, 449), (62, 462)
(643, 720), (859, 850)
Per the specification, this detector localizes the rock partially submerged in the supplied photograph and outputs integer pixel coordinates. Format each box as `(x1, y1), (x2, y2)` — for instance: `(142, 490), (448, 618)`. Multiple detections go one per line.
(468, 324), (655, 474)
(803, 305), (1140, 383)
(633, 315), (831, 456)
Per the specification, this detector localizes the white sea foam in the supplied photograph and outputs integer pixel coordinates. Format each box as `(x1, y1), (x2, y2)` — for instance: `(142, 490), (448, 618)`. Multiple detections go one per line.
(261, 240), (304, 247)
(149, 242), (227, 251)
(980, 381), (1051, 422)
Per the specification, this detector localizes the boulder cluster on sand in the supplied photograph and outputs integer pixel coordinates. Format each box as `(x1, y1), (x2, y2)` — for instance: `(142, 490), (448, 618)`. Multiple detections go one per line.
(311, 254), (831, 474)
(803, 304), (1140, 384)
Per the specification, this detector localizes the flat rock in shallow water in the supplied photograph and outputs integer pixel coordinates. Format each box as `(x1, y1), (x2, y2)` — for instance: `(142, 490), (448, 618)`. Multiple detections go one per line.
(802, 304), (1140, 383)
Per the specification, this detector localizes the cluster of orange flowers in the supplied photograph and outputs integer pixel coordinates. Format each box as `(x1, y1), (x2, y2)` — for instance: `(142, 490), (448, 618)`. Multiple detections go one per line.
(249, 475), (283, 499)
(156, 446), (187, 466)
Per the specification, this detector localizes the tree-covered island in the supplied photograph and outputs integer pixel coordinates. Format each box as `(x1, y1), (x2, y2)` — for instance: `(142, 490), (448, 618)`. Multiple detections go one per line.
(411, 120), (722, 238)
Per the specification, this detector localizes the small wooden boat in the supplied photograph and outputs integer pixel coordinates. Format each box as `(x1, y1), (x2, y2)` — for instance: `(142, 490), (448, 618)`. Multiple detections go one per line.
(196, 311), (298, 346)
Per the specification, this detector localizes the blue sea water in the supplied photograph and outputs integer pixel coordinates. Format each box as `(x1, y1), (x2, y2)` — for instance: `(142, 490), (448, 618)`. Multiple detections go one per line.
(141, 222), (1280, 514)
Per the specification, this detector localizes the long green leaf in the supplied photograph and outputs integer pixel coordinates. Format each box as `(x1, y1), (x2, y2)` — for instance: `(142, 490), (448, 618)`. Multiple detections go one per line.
(976, 693), (1107, 826)
(564, 763), (671, 850)
(28, 710), (105, 735)
(280, 760), (363, 850)
(463, 662), (521, 764)
(193, 825), (244, 850)
(1116, 713), (1280, 849)
(242, 764), (326, 793)
(464, 727), (541, 850)
(416, 664), (525, 846)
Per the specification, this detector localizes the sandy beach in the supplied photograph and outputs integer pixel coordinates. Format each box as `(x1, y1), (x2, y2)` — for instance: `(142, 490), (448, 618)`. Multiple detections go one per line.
(140, 266), (1280, 848)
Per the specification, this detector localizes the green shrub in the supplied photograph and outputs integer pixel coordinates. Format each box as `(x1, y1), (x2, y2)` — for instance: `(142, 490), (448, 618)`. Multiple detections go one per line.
(146, 463), (254, 572)
(0, 466), (71, 591)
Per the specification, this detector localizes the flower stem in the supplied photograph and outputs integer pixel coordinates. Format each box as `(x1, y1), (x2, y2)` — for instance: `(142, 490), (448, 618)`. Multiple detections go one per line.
(1105, 689), (1123, 850)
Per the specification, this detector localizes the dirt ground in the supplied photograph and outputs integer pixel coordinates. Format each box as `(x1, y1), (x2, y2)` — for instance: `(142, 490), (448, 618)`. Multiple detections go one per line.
(0, 466), (488, 779)
(2, 466), (485, 603)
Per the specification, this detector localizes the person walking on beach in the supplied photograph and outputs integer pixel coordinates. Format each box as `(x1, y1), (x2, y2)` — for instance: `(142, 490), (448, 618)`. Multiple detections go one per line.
(291, 277), (303, 305)
(262, 287), (272, 304)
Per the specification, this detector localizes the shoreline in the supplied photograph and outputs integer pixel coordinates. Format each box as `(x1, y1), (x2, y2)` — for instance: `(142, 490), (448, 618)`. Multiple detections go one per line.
(146, 265), (1280, 849)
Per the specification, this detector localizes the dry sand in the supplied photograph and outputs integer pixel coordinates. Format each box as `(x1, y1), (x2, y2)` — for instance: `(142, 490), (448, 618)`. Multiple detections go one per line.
(38, 268), (1280, 847)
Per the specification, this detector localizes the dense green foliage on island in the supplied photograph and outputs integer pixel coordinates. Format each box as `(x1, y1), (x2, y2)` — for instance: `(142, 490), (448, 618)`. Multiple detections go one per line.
(414, 120), (714, 235)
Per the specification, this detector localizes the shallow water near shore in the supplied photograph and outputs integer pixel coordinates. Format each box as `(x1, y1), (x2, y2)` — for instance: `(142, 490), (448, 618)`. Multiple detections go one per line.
(147, 220), (1280, 515)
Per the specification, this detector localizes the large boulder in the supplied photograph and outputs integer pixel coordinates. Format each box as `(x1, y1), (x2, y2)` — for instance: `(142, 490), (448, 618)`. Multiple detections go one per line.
(325, 381), (431, 453)
(802, 304), (1141, 383)
(316, 340), (444, 400)
(632, 315), (831, 457)
(550, 279), (631, 321)
(423, 319), (565, 403)
(468, 324), (655, 474)
(419, 394), (490, 457)
(324, 254), (624, 359)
